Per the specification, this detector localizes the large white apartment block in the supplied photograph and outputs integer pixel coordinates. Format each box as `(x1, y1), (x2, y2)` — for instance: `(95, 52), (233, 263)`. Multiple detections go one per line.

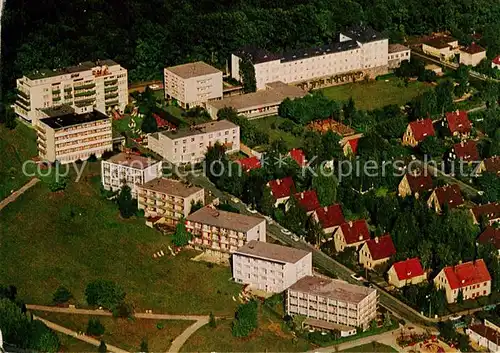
(231, 26), (389, 90)
(186, 205), (266, 257)
(147, 120), (240, 165)
(15, 60), (128, 123)
(101, 153), (162, 198)
(137, 178), (204, 226)
(233, 240), (312, 293)
(34, 106), (112, 164)
(164, 61), (223, 109)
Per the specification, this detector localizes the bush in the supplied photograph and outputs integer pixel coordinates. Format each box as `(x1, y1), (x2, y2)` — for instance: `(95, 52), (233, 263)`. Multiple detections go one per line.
(112, 301), (134, 318)
(87, 154), (98, 162)
(52, 286), (72, 304)
(85, 279), (126, 310)
(86, 318), (105, 336)
(231, 299), (258, 337)
(156, 321), (165, 330)
(48, 178), (67, 192)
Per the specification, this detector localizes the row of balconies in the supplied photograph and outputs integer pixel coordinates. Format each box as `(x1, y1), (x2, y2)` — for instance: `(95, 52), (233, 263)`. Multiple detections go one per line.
(55, 141), (111, 157)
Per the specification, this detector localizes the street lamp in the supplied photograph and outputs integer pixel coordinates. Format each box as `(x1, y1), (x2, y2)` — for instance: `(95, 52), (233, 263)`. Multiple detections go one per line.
(425, 294), (432, 318)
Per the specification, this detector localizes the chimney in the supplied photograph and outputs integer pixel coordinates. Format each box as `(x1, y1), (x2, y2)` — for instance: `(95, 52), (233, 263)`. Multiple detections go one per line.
(456, 109), (459, 115)
(375, 237), (379, 244)
(276, 179), (281, 185)
(301, 193), (304, 199)
(324, 206), (328, 212)
(461, 141), (464, 147)
(349, 221), (353, 227)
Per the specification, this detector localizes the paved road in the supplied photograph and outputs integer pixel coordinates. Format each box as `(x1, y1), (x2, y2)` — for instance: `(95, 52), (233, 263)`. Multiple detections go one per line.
(0, 177), (39, 212)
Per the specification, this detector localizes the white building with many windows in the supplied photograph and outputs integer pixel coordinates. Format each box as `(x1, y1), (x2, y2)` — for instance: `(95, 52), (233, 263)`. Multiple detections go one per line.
(147, 120), (240, 165)
(15, 60), (128, 123)
(232, 240), (312, 293)
(101, 153), (162, 198)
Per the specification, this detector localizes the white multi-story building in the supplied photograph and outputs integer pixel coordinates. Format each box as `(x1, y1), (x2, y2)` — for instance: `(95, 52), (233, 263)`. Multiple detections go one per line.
(164, 61), (223, 109)
(147, 120), (240, 165)
(101, 153), (162, 198)
(231, 26), (389, 90)
(286, 275), (377, 330)
(232, 240), (312, 293)
(15, 60), (128, 123)
(34, 106), (112, 164)
(186, 205), (266, 257)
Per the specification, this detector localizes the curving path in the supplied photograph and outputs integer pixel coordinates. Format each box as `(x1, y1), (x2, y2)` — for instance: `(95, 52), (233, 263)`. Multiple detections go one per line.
(0, 178), (39, 212)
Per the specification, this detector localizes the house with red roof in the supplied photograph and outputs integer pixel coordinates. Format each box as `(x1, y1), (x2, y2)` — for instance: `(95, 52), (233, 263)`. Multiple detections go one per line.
(478, 226), (500, 257)
(470, 203), (500, 225)
(292, 190), (321, 215)
(343, 138), (360, 157)
(478, 156), (500, 176)
(288, 148), (306, 167)
(449, 140), (480, 162)
(387, 258), (427, 288)
(492, 55), (500, 70)
(333, 220), (370, 252)
(267, 176), (295, 207)
(467, 324), (500, 352)
(237, 156), (261, 172)
(398, 172), (433, 198)
(427, 184), (464, 213)
(459, 43), (486, 67)
(359, 235), (396, 270)
(444, 110), (472, 137)
(312, 204), (345, 236)
(402, 119), (435, 147)
(434, 259), (491, 303)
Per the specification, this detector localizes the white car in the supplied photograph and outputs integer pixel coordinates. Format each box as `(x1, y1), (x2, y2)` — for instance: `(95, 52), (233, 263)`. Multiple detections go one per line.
(246, 207), (258, 214)
(230, 197), (240, 203)
(281, 228), (292, 235)
(291, 235), (300, 242)
(449, 315), (462, 321)
(350, 274), (364, 281)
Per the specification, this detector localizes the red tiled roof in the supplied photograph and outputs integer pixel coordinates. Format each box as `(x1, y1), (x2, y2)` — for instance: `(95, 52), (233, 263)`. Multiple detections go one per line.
(443, 259), (491, 290)
(152, 113), (177, 129)
(446, 110), (472, 134)
(434, 185), (464, 209)
(392, 258), (425, 281)
(409, 119), (435, 142)
(483, 156), (500, 174)
(340, 220), (370, 244)
(289, 148), (306, 167)
(348, 139), (359, 155)
(405, 173), (433, 193)
(471, 203), (500, 223)
(468, 324), (500, 345)
(461, 43), (485, 55)
(493, 56), (500, 65)
(478, 226), (500, 250)
(294, 190), (321, 213)
(237, 156), (261, 172)
(366, 234), (396, 261)
(453, 140), (480, 162)
(314, 204), (345, 229)
(267, 177), (295, 199)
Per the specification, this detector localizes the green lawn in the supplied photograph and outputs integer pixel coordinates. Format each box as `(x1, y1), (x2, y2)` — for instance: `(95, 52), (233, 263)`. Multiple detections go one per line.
(56, 334), (97, 352)
(181, 305), (312, 352)
(250, 116), (303, 150)
(35, 312), (193, 352)
(0, 161), (241, 315)
(341, 342), (398, 352)
(319, 78), (430, 111)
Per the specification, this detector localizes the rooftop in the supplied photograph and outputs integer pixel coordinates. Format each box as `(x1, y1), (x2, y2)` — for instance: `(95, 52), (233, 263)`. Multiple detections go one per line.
(106, 152), (160, 170)
(160, 120), (238, 140)
(408, 118), (435, 142)
(289, 275), (375, 304)
(468, 324), (500, 345)
(365, 235), (396, 260)
(446, 110), (472, 134)
(423, 37), (456, 49)
(460, 43), (485, 55)
(186, 206), (264, 233)
(166, 61), (221, 79)
(39, 109), (109, 130)
(340, 220), (370, 244)
(25, 59), (120, 80)
(433, 184), (464, 209)
(391, 258), (425, 281)
(471, 203), (500, 222)
(237, 156), (261, 172)
(404, 172), (433, 193)
(267, 177), (296, 199)
(140, 178), (202, 197)
(343, 25), (386, 43)
(443, 259), (491, 290)
(453, 140), (480, 162)
(314, 204), (345, 229)
(388, 43), (410, 53)
(235, 240), (311, 264)
(288, 148), (306, 167)
(483, 156), (500, 174)
(294, 190), (321, 213)
(478, 226), (500, 250)
(40, 104), (75, 117)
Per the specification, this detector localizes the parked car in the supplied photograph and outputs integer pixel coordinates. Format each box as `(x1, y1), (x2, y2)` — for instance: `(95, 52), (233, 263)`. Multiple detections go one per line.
(281, 228), (292, 235)
(246, 207), (258, 214)
(230, 197), (240, 203)
(291, 235), (300, 242)
(449, 315), (462, 321)
(350, 274), (364, 282)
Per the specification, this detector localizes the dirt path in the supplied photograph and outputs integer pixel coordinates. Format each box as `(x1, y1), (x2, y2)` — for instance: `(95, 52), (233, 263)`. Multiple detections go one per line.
(168, 317), (209, 353)
(0, 177), (39, 212)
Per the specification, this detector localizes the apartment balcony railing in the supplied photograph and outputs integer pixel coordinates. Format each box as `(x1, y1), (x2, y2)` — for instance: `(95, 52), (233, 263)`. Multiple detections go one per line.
(64, 87), (73, 93)
(53, 96), (61, 101)
(74, 83), (96, 91)
(52, 89), (61, 94)
(16, 89), (30, 100)
(104, 79), (118, 86)
(105, 92), (119, 100)
(16, 100), (30, 111)
(105, 99), (119, 106)
(64, 94), (73, 100)
(74, 90), (96, 98)
(104, 86), (118, 93)
(74, 98), (96, 107)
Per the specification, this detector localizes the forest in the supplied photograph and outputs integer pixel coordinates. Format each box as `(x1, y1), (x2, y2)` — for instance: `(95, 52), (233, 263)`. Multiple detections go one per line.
(4, 0), (500, 96)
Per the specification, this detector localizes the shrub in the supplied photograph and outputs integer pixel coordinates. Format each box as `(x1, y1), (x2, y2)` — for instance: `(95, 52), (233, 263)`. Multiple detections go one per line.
(209, 312), (216, 328)
(52, 286), (72, 304)
(85, 279), (126, 310)
(157, 322), (165, 330)
(231, 299), (258, 337)
(48, 178), (67, 192)
(112, 301), (134, 318)
(86, 318), (105, 336)
(87, 154), (98, 162)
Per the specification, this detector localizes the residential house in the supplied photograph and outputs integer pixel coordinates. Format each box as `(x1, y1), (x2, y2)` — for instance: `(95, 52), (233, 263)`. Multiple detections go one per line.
(427, 185), (464, 213)
(477, 156), (500, 176)
(288, 148), (307, 167)
(388, 44), (411, 69)
(478, 226), (500, 257)
(444, 110), (472, 138)
(237, 156), (261, 173)
(387, 258), (427, 288)
(343, 138), (360, 157)
(448, 140), (480, 163)
(434, 259), (491, 303)
(285, 275), (378, 330)
(267, 177), (295, 207)
(292, 190), (321, 215)
(422, 36), (458, 61)
(333, 220), (370, 252)
(402, 119), (435, 147)
(470, 203), (500, 225)
(466, 324), (500, 352)
(312, 204), (345, 235)
(186, 205), (266, 257)
(398, 172), (433, 198)
(459, 43), (487, 67)
(101, 152), (162, 198)
(359, 235), (396, 270)
(137, 178), (204, 225)
(492, 56), (500, 70)
(164, 61), (223, 109)
(232, 240), (312, 293)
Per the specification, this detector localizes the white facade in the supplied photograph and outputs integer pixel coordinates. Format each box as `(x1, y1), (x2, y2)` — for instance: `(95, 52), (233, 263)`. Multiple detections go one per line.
(232, 241), (312, 293)
(15, 60), (128, 122)
(147, 120), (240, 165)
(101, 153), (162, 198)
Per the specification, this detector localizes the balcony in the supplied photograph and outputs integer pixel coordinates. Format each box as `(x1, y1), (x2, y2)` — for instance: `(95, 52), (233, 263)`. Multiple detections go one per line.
(74, 83), (96, 90)
(104, 86), (118, 93)
(52, 89), (61, 95)
(104, 79), (118, 86)
(16, 89), (30, 100)
(64, 94), (73, 100)
(53, 96), (61, 102)
(105, 99), (119, 106)
(74, 90), (96, 98)
(64, 87), (73, 93)
(105, 92), (119, 100)
(75, 98), (96, 107)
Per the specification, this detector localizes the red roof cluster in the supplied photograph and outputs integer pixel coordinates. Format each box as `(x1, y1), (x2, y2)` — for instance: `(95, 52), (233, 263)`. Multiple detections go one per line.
(294, 190), (321, 213)
(434, 185), (464, 209)
(314, 204), (345, 229)
(340, 220), (370, 244)
(471, 202), (500, 223)
(288, 149), (306, 167)
(409, 119), (435, 142)
(483, 156), (500, 174)
(453, 140), (479, 162)
(478, 226), (500, 250)
(493, 56), (500, 66)
(366, 234), (396, 260)
(392, 258), (425, 281)
(237, 156), (261, 172)
(468, 324), (500, 345)
(446, 110), (472, 135)
(152, 113), (177, 130)
(405, 173), (433, 193)
(443, 259), (491, 290)
(267, 177), (295, 199)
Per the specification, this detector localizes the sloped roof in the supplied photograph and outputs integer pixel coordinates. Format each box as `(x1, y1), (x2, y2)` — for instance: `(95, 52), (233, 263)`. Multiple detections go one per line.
(267, 177), (295, 199)
(314, 204), (345, 229)
(166, 61), (221, 79)
(471, 203), (500, 223)
(392, 258), (425, 281)
(289, 149), (306, 167)
(443, 259), (491, 290)
(433, 185), (464, 209)
(453, 140), (480, 162)
(478, 226), (500, 250)
(404, 173), (433, 193)
(294, 190), (321, 213)
(365, 235), (396, 260)
(235, 240), (311, 264)
(460, 43), (485, 55)
(237, 156), (261, 172)
(483, 156), (500, 174)
(408, 119), (435, 142)
(340, 220), (370, 244)
(348, 138), (359, 155)
(186, 206), (264, 233)
(468, 324), (500, 345)
(493, 56), (500, 65)
(446, 110), (472, 134)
